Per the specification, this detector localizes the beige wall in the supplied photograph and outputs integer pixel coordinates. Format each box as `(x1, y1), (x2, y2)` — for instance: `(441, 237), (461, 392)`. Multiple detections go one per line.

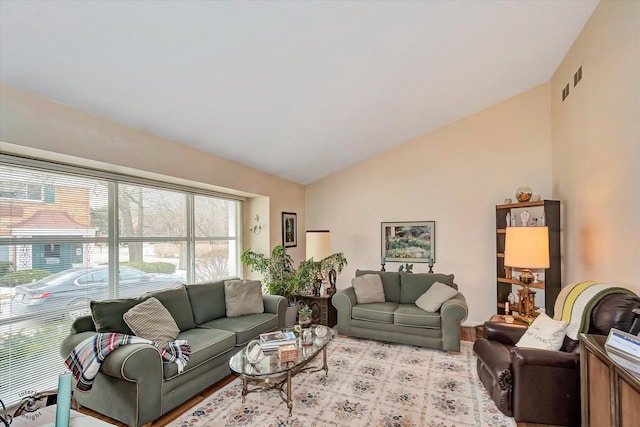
(307, 84), (553, 323)
(551, 0), (640, 293)
(0, 85), (307, 267)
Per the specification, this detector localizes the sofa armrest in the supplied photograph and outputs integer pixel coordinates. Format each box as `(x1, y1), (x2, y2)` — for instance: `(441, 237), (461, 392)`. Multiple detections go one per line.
(69, 315), (96, 334)
(60, 331), (97, 359)
(485, 322), (528, 345)
(440, 293), (468, 351)
(332, 287), (357, 335)
(263, 294), (287, 329)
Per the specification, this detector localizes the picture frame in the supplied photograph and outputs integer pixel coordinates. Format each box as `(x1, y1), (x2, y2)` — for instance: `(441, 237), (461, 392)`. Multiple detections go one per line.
(282, 212), (297, 248)
(381, 221), (435, 263)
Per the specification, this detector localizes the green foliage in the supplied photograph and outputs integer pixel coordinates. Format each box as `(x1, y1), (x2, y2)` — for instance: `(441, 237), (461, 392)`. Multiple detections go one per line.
(241, 245), (299, 300)
(241, 245), (348, 301)
(298, 304), (312, 318)
(0, 269), (52, 287)
(0, 261), (12, 275)
(120, 261), (176, 274)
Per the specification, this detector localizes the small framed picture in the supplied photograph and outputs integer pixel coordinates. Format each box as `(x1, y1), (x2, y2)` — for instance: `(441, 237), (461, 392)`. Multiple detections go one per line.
(282, 212), (297, 248)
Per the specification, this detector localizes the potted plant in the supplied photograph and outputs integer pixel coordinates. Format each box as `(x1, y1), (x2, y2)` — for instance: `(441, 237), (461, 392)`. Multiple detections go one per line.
(298, 252), (348, 296)
(298, 304), (312, 328)
(241, 245), (300, 326)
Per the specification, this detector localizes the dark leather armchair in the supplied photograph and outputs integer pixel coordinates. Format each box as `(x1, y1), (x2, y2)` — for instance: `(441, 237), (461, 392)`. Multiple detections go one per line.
(474, 293), (640, 426)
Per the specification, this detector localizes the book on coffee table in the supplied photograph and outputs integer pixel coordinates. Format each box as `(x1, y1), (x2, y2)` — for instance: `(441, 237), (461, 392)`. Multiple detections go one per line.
(260, 331), (296, 350)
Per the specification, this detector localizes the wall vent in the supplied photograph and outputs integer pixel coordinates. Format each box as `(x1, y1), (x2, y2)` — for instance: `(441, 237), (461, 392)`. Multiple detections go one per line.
(573, 66), (583, 87)
(562, 83), (570, 102)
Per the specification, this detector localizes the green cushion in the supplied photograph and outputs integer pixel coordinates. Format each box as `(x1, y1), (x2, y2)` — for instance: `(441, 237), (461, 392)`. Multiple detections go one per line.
(400, 273), (455, 304)
(394, 304), (441, 328)
(351, 302), (398, 323)
(186, 280), (228, 324)
(199, 313), (278, 346)
(146, 285), (195, 332)
(356, 270), (400, 303)
(91, 298), (141, 334)
(163, 327), (236, 382)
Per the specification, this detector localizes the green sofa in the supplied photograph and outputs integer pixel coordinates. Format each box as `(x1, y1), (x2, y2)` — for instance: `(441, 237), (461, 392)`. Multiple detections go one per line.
(59, 279), (286, 427)
(332, 270), (468, 351)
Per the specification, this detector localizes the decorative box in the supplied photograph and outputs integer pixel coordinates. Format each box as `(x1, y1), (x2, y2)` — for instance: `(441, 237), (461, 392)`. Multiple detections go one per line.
(278, 343), (299, 362)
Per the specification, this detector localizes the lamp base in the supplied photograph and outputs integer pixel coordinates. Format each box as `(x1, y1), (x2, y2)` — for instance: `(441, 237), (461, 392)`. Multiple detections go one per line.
(517, 287), (537, 320)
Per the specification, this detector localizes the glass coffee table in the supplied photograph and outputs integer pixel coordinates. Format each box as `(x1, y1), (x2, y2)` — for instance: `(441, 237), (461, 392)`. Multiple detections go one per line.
(229, 326), (333, 416)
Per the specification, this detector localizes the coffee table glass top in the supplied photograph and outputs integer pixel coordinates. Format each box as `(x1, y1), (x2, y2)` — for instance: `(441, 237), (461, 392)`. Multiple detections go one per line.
(229, 326), (333, 377)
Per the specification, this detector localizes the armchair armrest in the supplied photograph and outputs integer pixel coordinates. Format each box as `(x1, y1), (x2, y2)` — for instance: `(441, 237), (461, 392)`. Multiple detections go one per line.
(485, 322), (528, 345)
(511, 346), (580, 369)
(510, 346), (581, 425)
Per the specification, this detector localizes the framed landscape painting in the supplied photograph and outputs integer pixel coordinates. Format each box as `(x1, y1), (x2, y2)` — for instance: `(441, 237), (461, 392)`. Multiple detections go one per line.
(381, 221), (435, 263)
(282, 212), (297, 248)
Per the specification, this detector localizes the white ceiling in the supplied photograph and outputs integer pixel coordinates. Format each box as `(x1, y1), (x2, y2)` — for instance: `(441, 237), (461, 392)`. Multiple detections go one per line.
(0, 1), (598, 185)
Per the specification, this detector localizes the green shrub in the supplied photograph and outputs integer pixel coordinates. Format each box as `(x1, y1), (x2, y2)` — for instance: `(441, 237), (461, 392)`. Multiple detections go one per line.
(121, 261), (176, 274)
(0, 269), (52, 287)
(0, 261), (12, 275)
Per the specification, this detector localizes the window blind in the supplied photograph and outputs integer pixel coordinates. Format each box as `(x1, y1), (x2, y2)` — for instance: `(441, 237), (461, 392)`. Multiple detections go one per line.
(0, 158), (240, 406)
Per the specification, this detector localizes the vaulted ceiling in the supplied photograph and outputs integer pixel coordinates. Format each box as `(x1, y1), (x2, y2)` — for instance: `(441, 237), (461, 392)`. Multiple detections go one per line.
(0, 1), (598, 184)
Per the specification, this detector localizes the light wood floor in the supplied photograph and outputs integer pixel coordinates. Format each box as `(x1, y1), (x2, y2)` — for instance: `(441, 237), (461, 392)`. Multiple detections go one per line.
(80, 326), (560, 427)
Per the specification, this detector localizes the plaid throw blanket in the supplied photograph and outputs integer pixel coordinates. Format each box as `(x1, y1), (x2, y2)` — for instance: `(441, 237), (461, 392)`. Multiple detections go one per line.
(553, 281), (637, 340)
(65, 332), (191, 392)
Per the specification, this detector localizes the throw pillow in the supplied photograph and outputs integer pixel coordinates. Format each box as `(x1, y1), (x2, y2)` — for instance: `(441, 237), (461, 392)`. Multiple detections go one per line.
(224, 279), (264, 317)
(515, 313), (567, 351)
(123, 297), (180, 347)
(352, 274), (386, 304)
(414, 281), (458, 312)
(91, 298), (141, 334)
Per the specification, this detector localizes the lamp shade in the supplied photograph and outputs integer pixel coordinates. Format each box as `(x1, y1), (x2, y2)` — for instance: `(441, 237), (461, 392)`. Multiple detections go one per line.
(504, 226), (550, 269)
(306, 230), (330, 260)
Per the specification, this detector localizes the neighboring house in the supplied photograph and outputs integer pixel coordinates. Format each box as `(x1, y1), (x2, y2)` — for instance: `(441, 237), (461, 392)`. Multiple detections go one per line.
(0, 181), (97, 273)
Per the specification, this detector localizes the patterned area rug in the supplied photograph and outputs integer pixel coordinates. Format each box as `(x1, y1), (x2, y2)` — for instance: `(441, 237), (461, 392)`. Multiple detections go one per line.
(169, 337), (515, 427)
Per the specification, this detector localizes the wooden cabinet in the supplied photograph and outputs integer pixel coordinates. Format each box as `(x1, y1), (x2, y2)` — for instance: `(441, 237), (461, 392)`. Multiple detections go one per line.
(294, 294), (337, 328)
(495, 200), (560, 316)
(580, 334), (640, 427)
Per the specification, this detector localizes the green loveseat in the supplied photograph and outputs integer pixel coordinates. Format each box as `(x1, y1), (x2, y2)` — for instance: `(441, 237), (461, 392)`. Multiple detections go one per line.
(332, 270), (468, 351)
(59, 279), (286, 427)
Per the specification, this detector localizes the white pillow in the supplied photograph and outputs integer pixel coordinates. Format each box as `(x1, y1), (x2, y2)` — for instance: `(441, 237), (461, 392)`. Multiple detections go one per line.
(515, 313), (567, 351)
(351, 274), (386, 304)
(415, 282), (458, 312)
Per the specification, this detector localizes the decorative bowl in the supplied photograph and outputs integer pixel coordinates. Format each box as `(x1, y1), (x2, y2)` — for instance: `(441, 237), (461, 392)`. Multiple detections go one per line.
(314, 325), (328, 338)
(515, 186), (533, 202)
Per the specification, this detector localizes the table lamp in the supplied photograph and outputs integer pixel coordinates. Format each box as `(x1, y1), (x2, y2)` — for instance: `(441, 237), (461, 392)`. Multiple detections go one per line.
(504, 226), (549, 319)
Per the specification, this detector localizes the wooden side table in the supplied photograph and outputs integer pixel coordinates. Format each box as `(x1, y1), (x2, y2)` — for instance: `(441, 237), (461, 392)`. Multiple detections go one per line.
(294, 294), (337, 328)
(475, 314), (530, 340)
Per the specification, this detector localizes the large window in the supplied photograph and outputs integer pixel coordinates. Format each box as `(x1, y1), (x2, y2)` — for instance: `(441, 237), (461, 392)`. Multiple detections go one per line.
(0, 156), (241, 406)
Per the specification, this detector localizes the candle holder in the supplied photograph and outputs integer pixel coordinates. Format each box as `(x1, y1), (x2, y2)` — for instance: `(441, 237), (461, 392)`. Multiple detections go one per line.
(428, 257), (434, 274)
(381, 257), (386, 272)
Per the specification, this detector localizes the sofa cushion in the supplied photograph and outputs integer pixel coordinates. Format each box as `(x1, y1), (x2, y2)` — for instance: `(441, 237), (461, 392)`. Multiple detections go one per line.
(352, 274), (386, 304)
(91, 298), (141, 334)
(516, 313), (567, 351)
(224, 279), (264, 317)
(400, 273), (456, 304)
(146, 285), (195, 332)
(394, 304), (441, 328)
(352, 302), (398, 323)
(356, 270), (401, 302)
(163, 327), (236, 380)
(199, 313), (278, 346)
(415, 282), (459, 312)
(123, 297), (180, 347)
(186, 280), (227, 324)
